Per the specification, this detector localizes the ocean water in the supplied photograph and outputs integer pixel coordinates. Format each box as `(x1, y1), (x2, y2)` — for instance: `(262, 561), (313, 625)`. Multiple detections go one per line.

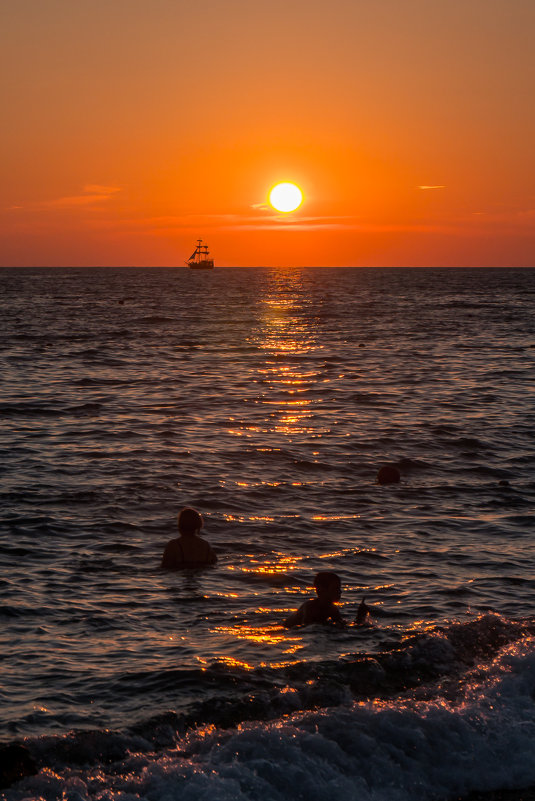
(1, 265), (535, 800)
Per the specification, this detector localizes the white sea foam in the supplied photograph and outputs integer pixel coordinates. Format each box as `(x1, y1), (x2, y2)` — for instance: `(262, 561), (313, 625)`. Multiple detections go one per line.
(9, 637), (535, 801)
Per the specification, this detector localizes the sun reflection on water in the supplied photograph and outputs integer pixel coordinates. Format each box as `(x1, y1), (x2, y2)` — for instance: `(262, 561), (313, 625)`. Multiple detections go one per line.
(235, 268), (330, 440)
(225, 553), (301, 575)
(209, 623), (305, 658)
(221, 512), (301, 523)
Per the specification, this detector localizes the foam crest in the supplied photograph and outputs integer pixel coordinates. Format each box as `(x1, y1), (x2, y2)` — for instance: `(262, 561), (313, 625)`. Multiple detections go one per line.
(6, 637), (535, 801)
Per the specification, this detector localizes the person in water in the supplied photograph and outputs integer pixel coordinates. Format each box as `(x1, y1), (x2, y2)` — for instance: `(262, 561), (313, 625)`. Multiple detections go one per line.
(161, 507), (217, 569)
(283, 571), (345, 627)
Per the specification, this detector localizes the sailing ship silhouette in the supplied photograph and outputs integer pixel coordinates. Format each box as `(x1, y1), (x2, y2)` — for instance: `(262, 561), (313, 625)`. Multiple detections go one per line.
(186, 240), (214, 270)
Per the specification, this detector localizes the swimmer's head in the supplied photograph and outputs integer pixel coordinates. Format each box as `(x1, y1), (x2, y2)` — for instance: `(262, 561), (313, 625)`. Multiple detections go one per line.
(313, 571), (341, 601)
(178, 507), (203, 535)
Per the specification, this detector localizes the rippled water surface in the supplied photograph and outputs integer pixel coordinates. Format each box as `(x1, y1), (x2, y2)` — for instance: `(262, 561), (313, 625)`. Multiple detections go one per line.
(1, 267), (535, 776)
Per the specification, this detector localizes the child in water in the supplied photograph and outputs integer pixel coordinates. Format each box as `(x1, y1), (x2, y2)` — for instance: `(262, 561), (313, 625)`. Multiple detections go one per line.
(161, 507), (217, 569)
(283, 571), (345, 627)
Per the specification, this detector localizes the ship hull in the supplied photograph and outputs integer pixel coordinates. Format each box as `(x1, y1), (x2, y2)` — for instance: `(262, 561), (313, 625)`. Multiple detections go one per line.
(188, 260), (214, 270)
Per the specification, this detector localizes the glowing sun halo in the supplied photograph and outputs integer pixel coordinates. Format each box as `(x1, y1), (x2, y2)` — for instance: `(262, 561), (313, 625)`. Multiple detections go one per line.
(269, 182), (303, 213)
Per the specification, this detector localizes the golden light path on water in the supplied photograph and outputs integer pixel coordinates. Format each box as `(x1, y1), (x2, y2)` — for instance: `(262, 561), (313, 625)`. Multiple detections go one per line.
(209, 270), (344, 658)
(256, 288), (320, 438)
(202, 270), (420, 661)
(247, 268), (328, 440)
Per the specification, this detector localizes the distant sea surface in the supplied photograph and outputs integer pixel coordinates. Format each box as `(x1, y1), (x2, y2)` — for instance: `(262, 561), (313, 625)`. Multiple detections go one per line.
(1, 266), (535, 801)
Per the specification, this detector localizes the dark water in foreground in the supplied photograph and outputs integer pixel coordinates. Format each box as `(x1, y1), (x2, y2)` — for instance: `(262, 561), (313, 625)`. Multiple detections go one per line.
(1, 266), (535, 800)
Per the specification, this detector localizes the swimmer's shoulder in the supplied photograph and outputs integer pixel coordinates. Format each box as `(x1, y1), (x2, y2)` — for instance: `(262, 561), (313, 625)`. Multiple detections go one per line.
(199, 535), (217, 564)
(161, 537), (182, 569)
(283, 600), (309, 628)
(162, 535), (217, 569)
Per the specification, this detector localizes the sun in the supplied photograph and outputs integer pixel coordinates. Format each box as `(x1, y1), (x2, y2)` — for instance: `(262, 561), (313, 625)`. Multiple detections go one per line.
(269, 182), (303, 213)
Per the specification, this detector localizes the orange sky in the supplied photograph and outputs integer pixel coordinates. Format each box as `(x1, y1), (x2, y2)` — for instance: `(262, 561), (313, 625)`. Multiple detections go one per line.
(2, 0), (535, 266)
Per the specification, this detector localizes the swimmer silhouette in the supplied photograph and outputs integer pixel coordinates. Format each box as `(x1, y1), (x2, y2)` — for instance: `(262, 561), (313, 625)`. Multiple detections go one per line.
(376, 465), (400, 485)
(161, 507), (217, 569)
(284, 571), (345, 627)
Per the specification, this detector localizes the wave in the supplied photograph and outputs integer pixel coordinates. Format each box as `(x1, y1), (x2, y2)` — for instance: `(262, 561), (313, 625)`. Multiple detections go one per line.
(137, 316), (175, 325)
(0, 401), (110, 418)
(3, 615), (535, 800)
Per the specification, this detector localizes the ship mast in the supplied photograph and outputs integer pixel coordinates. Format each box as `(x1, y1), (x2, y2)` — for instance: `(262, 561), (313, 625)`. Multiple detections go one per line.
(186, 238), (213, 268)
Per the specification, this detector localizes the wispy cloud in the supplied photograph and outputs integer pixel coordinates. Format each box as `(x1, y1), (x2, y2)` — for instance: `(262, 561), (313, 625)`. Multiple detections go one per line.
(91, 212), (455, 236)
(5, 186), (122, 216)
(45, 185), (121, 208)
(82, 200), (535, 238)
(46, 184), (121, 208)
(418, 185), (445, 190)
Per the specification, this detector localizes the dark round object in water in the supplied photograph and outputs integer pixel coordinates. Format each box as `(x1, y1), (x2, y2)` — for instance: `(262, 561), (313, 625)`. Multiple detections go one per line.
(498, 479), (510, 487)
(0, 744), (37, 789)
(376, 465), (401, 485)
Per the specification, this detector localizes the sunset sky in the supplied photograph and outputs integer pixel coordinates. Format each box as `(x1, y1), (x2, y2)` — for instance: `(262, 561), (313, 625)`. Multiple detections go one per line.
(2, 0), (534, 267)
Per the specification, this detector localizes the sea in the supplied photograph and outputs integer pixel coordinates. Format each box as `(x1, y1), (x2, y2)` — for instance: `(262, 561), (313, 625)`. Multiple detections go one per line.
(1, 265), (535, 801)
